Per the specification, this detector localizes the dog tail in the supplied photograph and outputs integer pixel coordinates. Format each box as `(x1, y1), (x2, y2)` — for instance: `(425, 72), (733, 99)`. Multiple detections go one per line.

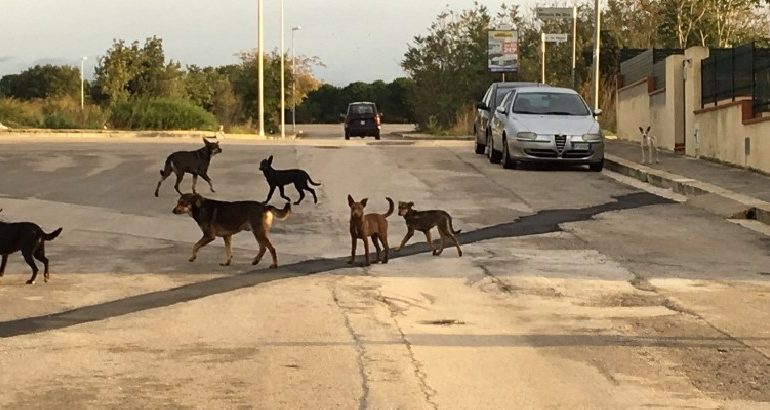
(307, 176), (322, 186)
(160, 157), (173, 177)
(269, 202), (292, 221)
(383, 197), (394, 218)
(448, 216), (461, 235)
(43, 227), (63, 241)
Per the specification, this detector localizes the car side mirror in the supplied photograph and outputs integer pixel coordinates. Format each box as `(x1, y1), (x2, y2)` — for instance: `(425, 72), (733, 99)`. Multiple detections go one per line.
(476, 102), (488, 110)
(593, 108), (603, 117)
(496, 106), (508, 115)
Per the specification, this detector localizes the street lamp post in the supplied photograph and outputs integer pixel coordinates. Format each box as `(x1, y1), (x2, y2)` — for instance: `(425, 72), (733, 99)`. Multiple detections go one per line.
(80, 56), (87, 111)
(291, 26), (301, 133)
(257, 0), (265, 137)
(280, 0), (285, 138)
(592, 0), (601, 111)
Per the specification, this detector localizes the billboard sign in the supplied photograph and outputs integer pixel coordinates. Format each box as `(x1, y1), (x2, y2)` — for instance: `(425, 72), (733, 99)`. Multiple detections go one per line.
(535, 7), (573, 20)
(488, 30), (518, 73)
(543, 33), (568, 43)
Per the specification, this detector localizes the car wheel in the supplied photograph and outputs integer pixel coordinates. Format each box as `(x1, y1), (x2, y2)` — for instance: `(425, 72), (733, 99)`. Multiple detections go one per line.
(501, 137), (517, 169)
(590, 159), (604, 172)
(487, 133), (501, 164)
(374, 131), (380, 140)
(344, 131), (350, 140)
(474, 128), (485, 154)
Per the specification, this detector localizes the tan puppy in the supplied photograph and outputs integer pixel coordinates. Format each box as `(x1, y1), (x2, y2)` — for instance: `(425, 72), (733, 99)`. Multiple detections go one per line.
(347, 195), (394, 266)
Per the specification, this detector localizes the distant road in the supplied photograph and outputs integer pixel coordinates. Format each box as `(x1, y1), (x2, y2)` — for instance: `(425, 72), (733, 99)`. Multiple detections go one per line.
(294, 123), (416, 139)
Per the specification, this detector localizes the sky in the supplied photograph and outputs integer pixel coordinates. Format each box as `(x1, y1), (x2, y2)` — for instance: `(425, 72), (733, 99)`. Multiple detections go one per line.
(0, 0), (545, 86)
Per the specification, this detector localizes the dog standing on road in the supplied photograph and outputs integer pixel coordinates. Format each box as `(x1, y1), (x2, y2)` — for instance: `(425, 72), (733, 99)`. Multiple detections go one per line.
(172, 193), (291, 268)
(347, 195), (393, 266)
(0, 209), (63, 284)
(639, 126), (658, 165)
(396, 201), (462, 257)
(259, 155), (321, 205)
(155, 138), (223, 197)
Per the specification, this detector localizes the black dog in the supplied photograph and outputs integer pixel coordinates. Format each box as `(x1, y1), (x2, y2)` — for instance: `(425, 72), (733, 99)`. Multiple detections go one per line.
(0, 210), (63, 284)
(155, 138), (223, 197)
(259, 155), (321, 205)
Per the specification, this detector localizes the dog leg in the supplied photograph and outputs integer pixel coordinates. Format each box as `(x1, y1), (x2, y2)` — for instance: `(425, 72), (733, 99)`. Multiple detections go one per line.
(264, 185), (276, 204)
(221, 235), (233, 266)
(424, 230), (437, 255)
(652, 138), (659, 163)
(380, 230), (389, 264)
(34, 244), (50, 282)
(363, 237), (370, 266)
(372, 234), (381, 263)
(641, 140), (647, 164)
(396, 228), (414, 252)
(278, 185), (292, 202)
(293, 183), (305, 205)
(154, 176), (168, 197)
(436, 232), (446, 256)
(0, 254), (7, 276)
(192, 175), (199, 194)
(174, 172), (185, 195)
(252, 243), (267, 266)
(22, 250), (39, 284)
(449, 232), (462, 257)
(189, 234), (216, 262)
(201, 174), (215, 193)
(306, 186), (318, 204)
(348, 235), (357, 264)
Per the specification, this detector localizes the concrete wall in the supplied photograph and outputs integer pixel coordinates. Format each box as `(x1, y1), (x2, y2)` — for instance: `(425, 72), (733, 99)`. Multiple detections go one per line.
(683, 47), (709, 157)
(649, 90), (668, 148)
(616, 79), (650, 142)
(694, 102), (770, 173)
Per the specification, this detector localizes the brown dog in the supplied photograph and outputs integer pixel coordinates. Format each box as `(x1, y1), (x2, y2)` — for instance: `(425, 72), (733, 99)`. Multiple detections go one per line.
(396, 201), (462, 257)
(347, 195), (394, 266)
(172, 193), (290, 268)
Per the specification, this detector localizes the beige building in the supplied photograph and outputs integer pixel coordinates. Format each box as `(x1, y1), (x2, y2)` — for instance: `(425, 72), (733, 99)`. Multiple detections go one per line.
(616, 45), (770, 173)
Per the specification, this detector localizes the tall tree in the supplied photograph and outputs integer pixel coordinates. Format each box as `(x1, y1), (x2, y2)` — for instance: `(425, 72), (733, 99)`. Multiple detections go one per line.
(0, 65), (80, 100)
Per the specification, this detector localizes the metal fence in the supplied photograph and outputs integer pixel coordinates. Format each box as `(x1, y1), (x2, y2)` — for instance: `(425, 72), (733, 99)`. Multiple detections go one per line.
(701, 43), (770, 116)
(620, 48), (683, 88)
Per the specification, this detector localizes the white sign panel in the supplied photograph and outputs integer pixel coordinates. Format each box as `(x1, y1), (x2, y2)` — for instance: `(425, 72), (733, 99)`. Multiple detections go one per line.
(536, 7), (573, 20)
(543, 33), (568, 43)
(487, 30), (518, 73)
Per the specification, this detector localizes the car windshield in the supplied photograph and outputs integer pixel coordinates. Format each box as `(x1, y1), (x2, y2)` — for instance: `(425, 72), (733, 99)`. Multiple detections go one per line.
(349, 104), (376, 115)
(512, 92), (590, 115)
(495, 87), (515, 106)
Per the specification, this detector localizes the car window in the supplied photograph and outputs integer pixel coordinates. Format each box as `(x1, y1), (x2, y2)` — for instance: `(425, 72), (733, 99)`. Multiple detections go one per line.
(495, 86), (515, 106)
(483, 87), (493, 107)
(497, 91), (512, 111)
(511, 92), (590, 115)
(348, 104), (376, 115)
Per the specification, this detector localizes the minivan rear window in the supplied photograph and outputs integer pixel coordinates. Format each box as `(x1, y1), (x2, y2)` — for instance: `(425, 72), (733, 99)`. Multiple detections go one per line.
(349, 104), (376, 115)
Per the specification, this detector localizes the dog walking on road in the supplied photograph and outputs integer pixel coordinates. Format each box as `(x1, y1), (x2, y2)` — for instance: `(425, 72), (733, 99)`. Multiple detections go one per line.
(259, 155), (322, 205)
(347, 196), (393, 266)
(155, 138), (222, 197)
(0, 209), (63, 284)
(396, 201), (462, 257)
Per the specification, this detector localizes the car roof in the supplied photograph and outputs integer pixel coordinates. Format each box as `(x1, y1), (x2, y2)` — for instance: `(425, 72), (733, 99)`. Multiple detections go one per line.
(494, 82), (544, 88)
(513, 86), (579, 94)
(348, 101), (376, 105)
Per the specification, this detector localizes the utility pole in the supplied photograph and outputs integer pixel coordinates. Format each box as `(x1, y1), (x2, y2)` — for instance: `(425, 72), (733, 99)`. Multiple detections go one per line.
(571, 2), (577, 89)
(541, 32), (546, 84)
(292, 26), (301, 132)
(80, 56), (87, 111)
(280, 0), (285, 138)
(592, 0), (601, 111)
(257, 0), (265, 137)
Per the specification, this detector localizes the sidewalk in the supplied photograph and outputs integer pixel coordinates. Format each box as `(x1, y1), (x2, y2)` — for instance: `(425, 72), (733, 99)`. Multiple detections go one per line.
(604, 139), (770, 224)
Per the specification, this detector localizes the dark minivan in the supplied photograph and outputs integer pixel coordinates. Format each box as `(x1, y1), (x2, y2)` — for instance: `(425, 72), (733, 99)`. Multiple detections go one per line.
(473, 82), (542, 154)
(342, 102), (381, 140)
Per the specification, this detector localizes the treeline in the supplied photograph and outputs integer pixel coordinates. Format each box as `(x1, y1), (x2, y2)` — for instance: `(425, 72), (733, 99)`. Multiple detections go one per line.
(295, 78), (414, 124)
(0, 36), (321, 131)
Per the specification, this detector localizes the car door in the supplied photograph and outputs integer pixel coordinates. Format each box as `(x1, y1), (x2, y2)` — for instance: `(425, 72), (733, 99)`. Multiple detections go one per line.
(475, 86), (493, 142)
(490, 91), (513, 151)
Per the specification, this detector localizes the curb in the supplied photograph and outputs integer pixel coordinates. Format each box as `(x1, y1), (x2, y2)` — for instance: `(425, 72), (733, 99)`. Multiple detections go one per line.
(605, 154), (770, 224)
(395, 132), (474, 141)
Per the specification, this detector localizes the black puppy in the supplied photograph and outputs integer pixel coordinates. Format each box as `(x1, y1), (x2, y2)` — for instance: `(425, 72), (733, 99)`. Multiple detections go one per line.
(259, 155), (321, 205)
(155, 138), (223, 197)
(0, 210), (63, 284)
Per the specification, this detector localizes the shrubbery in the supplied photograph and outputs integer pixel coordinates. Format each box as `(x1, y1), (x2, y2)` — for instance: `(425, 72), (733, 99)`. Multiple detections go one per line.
(109, 98), (218, 130)
(0, 97), (106, 129)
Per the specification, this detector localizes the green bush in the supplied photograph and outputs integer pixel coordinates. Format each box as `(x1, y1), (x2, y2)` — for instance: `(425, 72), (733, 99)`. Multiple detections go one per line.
(109, 98), (218, 130)
(0, 98), (43, 127)
(0, 97), (108, 129)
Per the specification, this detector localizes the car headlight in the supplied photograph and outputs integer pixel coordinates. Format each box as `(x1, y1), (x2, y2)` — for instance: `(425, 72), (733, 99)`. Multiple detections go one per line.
(582, 133), (603, 142)
(516, 132), (537, 141)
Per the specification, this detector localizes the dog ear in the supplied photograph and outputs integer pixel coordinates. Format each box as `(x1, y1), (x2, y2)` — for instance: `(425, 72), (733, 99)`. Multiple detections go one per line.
(347, 194), (354, 207)
(408, 201), (414, 208)
(268, 155), (273, 164)
(361, 198), (368, 207)
(646, 126), (651, 133)
(639, 127), (644, 134)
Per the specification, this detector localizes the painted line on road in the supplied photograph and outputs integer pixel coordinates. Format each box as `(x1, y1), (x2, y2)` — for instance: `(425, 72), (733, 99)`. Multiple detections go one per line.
(0, 192), (673, 338)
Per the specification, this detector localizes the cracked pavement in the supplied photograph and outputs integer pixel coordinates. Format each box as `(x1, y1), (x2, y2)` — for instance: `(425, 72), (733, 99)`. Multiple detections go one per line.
(0, 132), (768, 408)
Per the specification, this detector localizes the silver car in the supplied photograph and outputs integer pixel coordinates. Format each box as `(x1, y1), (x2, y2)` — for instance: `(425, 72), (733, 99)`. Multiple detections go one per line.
(486, 86), (604, 171)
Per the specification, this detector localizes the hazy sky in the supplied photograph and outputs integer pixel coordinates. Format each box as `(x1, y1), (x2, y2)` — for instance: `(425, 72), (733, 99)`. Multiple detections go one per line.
(1, 0), (543, 86)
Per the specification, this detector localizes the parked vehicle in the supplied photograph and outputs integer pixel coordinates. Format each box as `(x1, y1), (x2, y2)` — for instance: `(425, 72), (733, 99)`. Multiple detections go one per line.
(487, 86), (604, 171)
(474, 82), (542, 154)
(342, 102), (381, 140)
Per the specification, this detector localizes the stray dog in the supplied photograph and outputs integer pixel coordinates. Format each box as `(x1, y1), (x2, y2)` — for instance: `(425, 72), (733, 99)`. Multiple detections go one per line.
(259, 155), (321, 205)
(396, 201), (462, 257)
(347, 195), (393, 266)
(155, 138), (223, 197)
(639, 126), (658, 164)
(0, 209), (63, 284)
(172, 193), (291, 268)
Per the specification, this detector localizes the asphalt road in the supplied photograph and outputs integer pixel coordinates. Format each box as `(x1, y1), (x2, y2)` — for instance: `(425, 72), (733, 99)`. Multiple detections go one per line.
(0, 132), (768, 408)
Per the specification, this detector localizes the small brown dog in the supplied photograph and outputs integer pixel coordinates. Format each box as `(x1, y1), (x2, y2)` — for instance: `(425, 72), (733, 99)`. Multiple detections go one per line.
(347, 195), (394, 266)
(172, 193), (290, 268)
(396, 201), (462, 257)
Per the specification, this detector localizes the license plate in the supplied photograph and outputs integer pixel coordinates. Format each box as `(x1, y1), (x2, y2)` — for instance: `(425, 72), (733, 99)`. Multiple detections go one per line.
(572, 142), (589, 150)
(360, 120), (366, 125)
